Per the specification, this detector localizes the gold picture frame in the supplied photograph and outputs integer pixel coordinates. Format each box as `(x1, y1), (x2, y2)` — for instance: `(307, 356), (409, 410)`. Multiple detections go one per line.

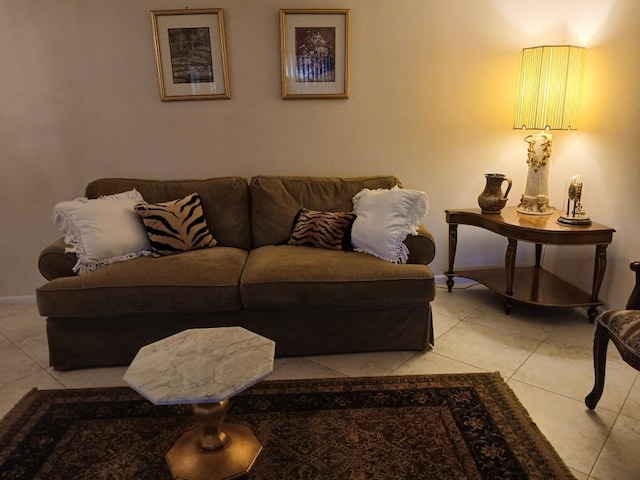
(151, 8), (230, 101)
(280, 9), (350, 99)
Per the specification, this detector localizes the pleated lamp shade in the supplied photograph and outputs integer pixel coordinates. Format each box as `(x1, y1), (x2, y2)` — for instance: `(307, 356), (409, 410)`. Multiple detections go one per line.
(513, 45), (585, 131)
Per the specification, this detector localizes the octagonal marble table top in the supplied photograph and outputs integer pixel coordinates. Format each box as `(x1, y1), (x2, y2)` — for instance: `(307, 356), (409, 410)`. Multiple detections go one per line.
(123, 327), (275, 405)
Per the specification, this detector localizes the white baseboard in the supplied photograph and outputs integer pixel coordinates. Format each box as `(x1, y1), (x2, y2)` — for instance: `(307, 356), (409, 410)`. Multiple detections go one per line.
(0, 295), (36, 305)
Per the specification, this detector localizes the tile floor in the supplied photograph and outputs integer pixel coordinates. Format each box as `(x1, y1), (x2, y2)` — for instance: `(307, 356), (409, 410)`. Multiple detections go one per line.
(1, 284), (639, 479)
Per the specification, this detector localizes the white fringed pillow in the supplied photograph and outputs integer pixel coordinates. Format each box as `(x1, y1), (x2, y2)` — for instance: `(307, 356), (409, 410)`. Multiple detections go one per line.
(52, 189), (151, 274)
(351, 186), (429, 263)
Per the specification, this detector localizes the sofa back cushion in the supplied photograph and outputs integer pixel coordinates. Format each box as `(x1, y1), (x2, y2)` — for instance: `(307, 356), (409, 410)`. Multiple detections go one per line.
(85, 177), (251, 250)
(249, 175), (401, 248)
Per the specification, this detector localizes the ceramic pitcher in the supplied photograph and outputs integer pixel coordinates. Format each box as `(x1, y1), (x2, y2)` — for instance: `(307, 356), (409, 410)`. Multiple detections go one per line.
(478, 173), (512, 214)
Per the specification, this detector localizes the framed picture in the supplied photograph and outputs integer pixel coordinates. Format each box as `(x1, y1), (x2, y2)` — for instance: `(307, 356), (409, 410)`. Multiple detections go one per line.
(280, 9), (350, 99)
(151, 9), (230, 101)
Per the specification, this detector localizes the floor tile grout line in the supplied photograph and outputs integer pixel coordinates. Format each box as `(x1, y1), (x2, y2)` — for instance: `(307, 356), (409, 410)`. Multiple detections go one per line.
(387, 351), (420, 377)
(618, 373), (640, 420)
(587, 411), (623, 480)
(507, 376), (618, 478)
(507, 376), (622, 416)
(0, 332), (58, 389)
(43, 366), (67, 389)
(508, 336), (547, 381)
(281, 357), (348, 379)
(416, 350), (492, 374)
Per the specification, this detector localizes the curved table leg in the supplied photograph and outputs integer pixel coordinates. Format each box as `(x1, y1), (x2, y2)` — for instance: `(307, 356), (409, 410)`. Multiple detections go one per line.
(535, 243), (543, 268)
(445, 223), (458, 292)
(502, 238), (518, 314)
(505, 238), (518, 296)
(586, 244), (609, 323)
(592, 244), (609, 301)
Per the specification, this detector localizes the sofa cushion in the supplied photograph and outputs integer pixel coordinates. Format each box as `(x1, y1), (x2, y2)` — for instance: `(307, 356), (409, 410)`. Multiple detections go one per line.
(85, 177), (251, 250)
(36, 247), (248, 317)
(287, 208), (356, 251)
(134, 193), (217, 257)
(240, 245), (435, 308)
(249, 175), (401, 248)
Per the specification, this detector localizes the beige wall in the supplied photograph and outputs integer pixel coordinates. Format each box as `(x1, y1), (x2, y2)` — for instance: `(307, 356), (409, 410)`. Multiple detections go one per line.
(1, 0), (638, 310)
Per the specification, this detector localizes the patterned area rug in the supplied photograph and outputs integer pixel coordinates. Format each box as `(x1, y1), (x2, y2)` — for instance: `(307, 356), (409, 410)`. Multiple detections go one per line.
(0, 372), (574, 479)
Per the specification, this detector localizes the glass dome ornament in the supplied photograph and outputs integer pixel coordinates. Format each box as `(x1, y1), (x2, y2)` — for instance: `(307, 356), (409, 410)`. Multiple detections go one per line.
(558, 174), (591, 225)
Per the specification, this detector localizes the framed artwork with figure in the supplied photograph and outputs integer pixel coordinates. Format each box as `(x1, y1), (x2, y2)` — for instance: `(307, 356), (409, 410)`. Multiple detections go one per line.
(151, 9), (230, 101)
(280, 9), (350, 99)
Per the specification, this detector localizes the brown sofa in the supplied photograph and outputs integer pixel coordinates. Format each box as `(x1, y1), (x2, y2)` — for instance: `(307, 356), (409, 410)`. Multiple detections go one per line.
(36, 175), (437, 370)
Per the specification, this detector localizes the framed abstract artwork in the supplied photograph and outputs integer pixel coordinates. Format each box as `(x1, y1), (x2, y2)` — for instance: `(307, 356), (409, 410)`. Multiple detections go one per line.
(151, 9), (230, 101)
(280, 9), (350, 99)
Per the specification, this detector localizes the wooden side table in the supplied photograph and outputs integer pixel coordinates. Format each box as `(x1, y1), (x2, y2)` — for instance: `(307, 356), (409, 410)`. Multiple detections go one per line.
(445, 207), (615, 322)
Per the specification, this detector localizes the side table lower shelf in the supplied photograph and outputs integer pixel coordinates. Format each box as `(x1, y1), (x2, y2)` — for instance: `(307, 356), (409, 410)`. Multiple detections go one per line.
(448, 266), (602, 320)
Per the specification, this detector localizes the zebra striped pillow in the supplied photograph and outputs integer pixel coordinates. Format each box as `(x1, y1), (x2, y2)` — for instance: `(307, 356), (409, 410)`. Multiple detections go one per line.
(134, 193), (217, 257)
(287, 208), (357, 251)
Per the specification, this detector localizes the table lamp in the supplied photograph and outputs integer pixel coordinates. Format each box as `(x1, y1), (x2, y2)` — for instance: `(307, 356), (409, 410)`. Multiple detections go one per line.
(513, 45), (585, 215)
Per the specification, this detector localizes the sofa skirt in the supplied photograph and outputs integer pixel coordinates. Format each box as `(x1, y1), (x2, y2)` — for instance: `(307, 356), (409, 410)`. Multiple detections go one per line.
(45, 311), (245, 371)
(244, 303), (433, 357)
(45, 303), (433, 370)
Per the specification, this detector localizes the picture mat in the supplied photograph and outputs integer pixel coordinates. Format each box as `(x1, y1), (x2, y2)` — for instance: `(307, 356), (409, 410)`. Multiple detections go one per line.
(283, 14), (347, 96)
(156, 13), (226, 97)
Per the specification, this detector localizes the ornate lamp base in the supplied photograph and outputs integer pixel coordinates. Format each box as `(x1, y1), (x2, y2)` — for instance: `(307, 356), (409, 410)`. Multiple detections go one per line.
(517, 194), (554, 216)
(517, 132), (554, 216)
(166, 401), (262, 480)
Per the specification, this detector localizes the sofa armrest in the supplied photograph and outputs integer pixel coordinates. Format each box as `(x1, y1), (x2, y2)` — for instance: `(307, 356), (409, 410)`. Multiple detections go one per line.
(404, 224), (436, 265)
(38, 238), (77, 280)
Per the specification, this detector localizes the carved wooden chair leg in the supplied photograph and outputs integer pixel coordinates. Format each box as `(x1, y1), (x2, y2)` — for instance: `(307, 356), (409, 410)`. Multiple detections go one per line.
(585, 323), (611, 409)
